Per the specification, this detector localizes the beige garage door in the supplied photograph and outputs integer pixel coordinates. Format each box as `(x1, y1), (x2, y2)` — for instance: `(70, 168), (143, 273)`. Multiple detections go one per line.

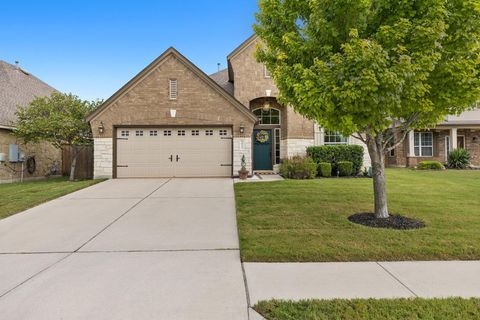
(116, 127), (232, 178)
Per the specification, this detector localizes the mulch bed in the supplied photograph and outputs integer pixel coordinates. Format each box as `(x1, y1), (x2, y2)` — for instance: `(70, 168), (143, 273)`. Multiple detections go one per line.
(348, 212), (426, 230)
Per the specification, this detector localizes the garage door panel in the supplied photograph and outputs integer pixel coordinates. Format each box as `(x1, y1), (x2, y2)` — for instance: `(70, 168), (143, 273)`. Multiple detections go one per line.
(116, 127), (232, 178)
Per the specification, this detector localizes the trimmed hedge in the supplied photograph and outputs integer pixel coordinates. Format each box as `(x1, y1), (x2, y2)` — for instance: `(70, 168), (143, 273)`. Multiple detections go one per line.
(417, 161), (444, 170)
(448, 149), (471, 169)
(306, 145), (364, 175)
(279, 156), (317, 179)
(337, 161), (353, 176)
(318, 162), (332, 177)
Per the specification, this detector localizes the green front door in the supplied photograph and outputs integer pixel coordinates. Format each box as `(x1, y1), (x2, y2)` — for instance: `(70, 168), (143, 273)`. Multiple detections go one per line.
(253, 129), (273, 170)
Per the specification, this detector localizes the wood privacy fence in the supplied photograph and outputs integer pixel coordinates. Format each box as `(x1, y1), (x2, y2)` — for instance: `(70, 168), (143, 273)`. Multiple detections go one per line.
(62, 145), (94, 179)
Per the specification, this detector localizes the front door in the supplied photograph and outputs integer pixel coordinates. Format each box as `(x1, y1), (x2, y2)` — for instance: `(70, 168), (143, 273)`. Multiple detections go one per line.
(253, 129), (273, 170)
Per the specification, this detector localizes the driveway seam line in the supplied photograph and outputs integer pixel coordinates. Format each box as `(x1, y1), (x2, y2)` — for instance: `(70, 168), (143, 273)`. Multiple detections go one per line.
(376, 262), (418, 297)
(0, 253), (73, 299)
(241, 262), (252, 320)
(73, 179), (172, 253)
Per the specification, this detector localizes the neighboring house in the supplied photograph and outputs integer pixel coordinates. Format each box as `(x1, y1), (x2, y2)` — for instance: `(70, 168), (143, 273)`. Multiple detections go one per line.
(87, 35), (371, 179)
(0, 60), (62, 183)
(387, 109), (480, 167)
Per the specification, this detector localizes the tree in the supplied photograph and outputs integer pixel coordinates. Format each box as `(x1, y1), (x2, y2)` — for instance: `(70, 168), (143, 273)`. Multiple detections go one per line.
(14, 92), (101, 181)
(254, 0), (480, 218)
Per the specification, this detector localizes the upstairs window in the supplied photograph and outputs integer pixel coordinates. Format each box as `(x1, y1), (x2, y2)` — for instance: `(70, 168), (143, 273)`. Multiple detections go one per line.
(253, 108), (280, 125)
(324, 130), (347, 145)
(264, 65), (271, 78)
(169, 79), (177, 100)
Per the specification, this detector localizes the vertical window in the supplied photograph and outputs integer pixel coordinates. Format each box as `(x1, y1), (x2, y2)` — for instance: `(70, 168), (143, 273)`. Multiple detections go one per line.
(275, 128), (281, 164)
(149, 130), (158, 136)
(169, 79), (177, 100)
(219, 129), (228, 136)
(414, 132), (433, 156)
(191, 130), (199, 136)
(121, 130), (129, 137)
(324, 130), (348, 145)
(135, 130), (144, 137)
(205, 130), (213, 136)
(163, 130), (172, 136)
(387, 135), (395, 157)
(264, 65), (271, 78)
(177, 130), (185, 136)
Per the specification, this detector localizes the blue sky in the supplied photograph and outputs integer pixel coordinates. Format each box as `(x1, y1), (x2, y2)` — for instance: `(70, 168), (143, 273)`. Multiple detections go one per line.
(1, 0), (258, 100)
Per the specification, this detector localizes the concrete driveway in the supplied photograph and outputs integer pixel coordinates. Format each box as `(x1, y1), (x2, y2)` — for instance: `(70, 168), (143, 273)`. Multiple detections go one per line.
(0, 178), (248, 320)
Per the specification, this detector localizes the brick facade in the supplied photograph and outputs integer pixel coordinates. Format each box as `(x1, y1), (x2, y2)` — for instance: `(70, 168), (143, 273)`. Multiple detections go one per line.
(0, 129), (62, 182)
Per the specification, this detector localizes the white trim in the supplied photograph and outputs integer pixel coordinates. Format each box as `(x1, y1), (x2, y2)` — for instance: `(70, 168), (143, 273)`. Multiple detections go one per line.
(445, 136), (450, 160)
(414, 131), (433, 157)
(263, 65), (271, 79)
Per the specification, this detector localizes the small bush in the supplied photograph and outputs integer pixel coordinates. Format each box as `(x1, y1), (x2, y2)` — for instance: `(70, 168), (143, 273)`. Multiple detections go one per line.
(417, 161), (444, 170)
(306, 145), (364, 175)
(279, 156), (317, 179)
(448, 149), (471, 169)
(337, 161), (353, 176)
(318, 162), (332, 177)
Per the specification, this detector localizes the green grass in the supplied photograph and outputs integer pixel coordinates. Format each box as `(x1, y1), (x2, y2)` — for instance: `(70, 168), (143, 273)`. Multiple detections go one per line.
(0, 177), (103, 220)
(234, 169), (480, 262)
(255, 298), (480, 320)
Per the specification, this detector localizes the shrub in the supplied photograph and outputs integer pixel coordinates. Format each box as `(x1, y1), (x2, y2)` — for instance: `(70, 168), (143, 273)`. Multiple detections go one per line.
(337, 161), (353, 176)
(279, 156), (317, 179)
(306, 145), (364, 175)
(417, 161), (444, 170)
(318, 162), (332, 177)
(448, 149), (471, 169)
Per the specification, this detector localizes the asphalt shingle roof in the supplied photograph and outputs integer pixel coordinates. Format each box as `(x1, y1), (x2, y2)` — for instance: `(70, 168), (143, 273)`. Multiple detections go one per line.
(0, 61), (56, 128)
(209, 68), (234, 96)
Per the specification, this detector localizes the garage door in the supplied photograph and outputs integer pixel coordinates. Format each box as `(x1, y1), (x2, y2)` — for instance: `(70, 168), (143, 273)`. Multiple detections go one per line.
(116, 127), (232, 178)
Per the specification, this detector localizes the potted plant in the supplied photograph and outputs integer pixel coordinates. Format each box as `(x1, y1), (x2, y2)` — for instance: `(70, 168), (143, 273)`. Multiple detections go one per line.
(238, 155), (249, 180)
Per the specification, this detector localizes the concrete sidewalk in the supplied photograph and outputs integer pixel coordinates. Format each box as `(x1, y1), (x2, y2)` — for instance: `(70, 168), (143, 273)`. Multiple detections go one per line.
(244, 261), (480, 305)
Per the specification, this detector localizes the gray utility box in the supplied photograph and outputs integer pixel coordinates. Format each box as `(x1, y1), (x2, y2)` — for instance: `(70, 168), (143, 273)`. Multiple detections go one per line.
(9, 144), (19, 162)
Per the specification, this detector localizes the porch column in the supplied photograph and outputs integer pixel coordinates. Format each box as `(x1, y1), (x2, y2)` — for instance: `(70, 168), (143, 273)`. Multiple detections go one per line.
(450, 127), (458, 150)
(408, 130), (415, 156)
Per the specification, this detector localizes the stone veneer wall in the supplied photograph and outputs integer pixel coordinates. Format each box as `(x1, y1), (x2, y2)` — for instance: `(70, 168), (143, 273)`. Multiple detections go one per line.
(233, 137), (252, 175)
(93, 138), (113, 179)
(281, 139), (315, 158)
(0, 129), (62, 183)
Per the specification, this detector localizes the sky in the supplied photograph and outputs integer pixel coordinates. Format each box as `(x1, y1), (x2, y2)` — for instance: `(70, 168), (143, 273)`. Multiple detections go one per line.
(1, 0), (259, 101)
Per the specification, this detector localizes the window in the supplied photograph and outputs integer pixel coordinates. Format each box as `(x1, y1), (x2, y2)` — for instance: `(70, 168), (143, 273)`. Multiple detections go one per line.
(149, 130), (158, 136)
(324, 130), (347, 145)
(387, 134), (395, 157)
(414, 132), (433, 156)
(275, 128), (281, 164)
(219, 129), (228, 136)
(264, 65), (271, 78)
(191, 130), (199, 136)
(163, 130), (172, 136)
(135, 130), (144, 137)
(120, 130), (129, 137)
(169, 79), (177, 100)
(177, 130), (185, 136)
(205, 130), (213, 136)
(253, 108), (280, 125)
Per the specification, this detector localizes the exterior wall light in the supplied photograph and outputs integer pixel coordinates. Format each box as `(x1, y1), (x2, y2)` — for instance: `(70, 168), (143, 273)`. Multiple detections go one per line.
(239, 125), (245, 134)
(262, 101), (271, 112)
(265, 89), (272, 97)
(170, 109), (177, 118)
(98, 121), (105, 134)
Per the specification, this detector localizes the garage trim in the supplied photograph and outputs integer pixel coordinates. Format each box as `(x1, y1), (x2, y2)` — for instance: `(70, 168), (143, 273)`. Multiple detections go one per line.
(112, 124), (234, 178)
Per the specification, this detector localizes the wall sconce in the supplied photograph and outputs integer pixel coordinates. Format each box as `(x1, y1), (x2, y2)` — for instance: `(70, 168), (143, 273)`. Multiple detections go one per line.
(262, 100), (271, 112)
(170, 109), (177, 118)
(239, 124), (245, 134)
(98, 121), (105, 134)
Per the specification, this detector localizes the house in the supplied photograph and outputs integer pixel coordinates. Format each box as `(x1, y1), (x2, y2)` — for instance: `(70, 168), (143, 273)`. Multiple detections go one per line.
(87, 35), (370, 179)
(0, 61), (62, 183)
(387, 109), (480, 167)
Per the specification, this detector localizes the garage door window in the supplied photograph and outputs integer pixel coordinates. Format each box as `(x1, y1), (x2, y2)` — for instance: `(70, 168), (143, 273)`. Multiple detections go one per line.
(178, 130), (185, 136)
(121, 130), (129, 137)
(192, 130), (199, 136)
(163, 130), (171, 136)
(219, 129), (227, 136)
(149, 130), (158, 136)
(206, 130), (213, 136)
(135, 130), (144, 137)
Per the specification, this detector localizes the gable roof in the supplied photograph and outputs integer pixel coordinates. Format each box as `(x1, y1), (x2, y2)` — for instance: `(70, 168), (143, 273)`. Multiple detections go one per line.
(87, 47), (257, 123)
(227, 34), (259, 82)
(0, 61), (56, 128)
(209, 68), (233, 96)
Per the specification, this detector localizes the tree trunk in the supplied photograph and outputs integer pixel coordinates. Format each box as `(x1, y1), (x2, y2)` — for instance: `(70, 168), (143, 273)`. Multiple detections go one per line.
(69, 149), (77, 181)
(366, 133), (389, 218)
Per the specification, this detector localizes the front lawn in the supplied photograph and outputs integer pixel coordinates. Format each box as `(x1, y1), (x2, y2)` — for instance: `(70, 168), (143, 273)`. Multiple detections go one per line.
(235, 169), (480, 262)
(0, 177), (103, 220)
(255, 298), (480, 320)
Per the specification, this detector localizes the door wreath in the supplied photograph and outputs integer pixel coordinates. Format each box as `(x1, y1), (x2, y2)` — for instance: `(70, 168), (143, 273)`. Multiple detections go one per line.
(256, 130), (269, 143)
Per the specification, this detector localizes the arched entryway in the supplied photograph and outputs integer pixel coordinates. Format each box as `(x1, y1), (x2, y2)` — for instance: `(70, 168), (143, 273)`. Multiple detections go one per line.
(250, 97), (283, 171)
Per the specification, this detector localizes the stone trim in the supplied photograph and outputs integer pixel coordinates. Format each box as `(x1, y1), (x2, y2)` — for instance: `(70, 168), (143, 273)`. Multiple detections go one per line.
(233, 137), (252, 175)
(94, 138), (113, 179)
